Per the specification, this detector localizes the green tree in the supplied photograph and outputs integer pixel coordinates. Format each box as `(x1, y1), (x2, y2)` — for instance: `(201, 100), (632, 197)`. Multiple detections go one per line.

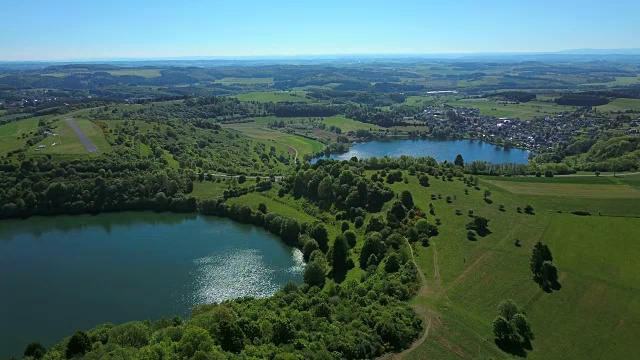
(530, 241), (558, 289)
(360, 232), (384, 269)
(454, 154), (464, 167)
(384, 253), (401, 273)
(218, 320), (245, 353)
(258, 202), (267, 214)
(65, 331), (91, 358)
(400, 190), (414, 209)
(179, 326), (214, 358)
(310, 223), (329, 252)
(24, 342), (46, 359)
(483, 188), (492, 200)
(304, 252), (327, 288)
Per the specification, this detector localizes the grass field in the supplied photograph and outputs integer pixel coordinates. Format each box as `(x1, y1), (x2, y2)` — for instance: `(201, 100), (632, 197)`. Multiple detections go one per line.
(581, 76), (640, 87)
(216, 77), (273, 85)
(487, 180), (640, 198)
(0, 117), (45, 154)
(321, 115), (382, 132)
(447, 99), (574, 120)
(597, 98), (640, 112)
(107, 69), (162, 78)
(34, 118), (111, 155)
(223, 122), (324, 157)
(364, 170), (640, 359)
(232, 91), (311, 103)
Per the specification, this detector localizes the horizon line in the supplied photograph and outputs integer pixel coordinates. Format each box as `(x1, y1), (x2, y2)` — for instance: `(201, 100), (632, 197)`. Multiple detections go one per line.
(2, 47), (640, 63)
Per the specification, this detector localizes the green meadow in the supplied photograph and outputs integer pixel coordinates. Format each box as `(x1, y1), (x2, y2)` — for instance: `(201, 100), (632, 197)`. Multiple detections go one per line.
(232, 91), (311, 103)
(597, 98), (640, 112)
(107, 69), (162, 78)
(447, 99), (574, 120)
(216, 77), (273, 85)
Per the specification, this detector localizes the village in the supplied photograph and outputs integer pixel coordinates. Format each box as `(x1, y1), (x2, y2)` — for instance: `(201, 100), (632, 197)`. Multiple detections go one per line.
(415, 104), (635, 152)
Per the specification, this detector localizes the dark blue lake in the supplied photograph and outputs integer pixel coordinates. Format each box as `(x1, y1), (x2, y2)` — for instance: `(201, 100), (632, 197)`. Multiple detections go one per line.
(314, 139), (532, 164)
(0, 213), (304, 358)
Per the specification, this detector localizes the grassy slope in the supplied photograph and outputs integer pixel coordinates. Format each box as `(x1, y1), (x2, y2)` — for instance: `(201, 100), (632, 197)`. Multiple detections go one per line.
(232, 91), (310, 103)
(447, 99), (574, 120)
(107, 69), (162, 78)
(223, 122), (324, 157)
(216, 77), (273, 85)
(372, 171), (640, 359)
(0, 117), (43, 154)
(597, 98), (640, 112)
(321, 115), (383, 132)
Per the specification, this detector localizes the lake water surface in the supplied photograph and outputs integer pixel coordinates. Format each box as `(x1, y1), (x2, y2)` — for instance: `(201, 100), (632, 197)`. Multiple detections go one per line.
(314, 139), (531, 164)
(0, 212), (303, 357)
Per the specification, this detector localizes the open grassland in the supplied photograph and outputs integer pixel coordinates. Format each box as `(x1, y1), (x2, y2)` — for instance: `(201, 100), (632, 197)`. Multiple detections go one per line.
(581, 76), (640, 87)
(107, 69), (162, 78)
(34, 118), (111, 155)
(486, 180), (640, 199)
(191, 180), (254, 200)
(216, 77), (273, 85)
(223, 122), (324, 157)
(597, 98), (640, 112)
(372, 170), (640, 359)
(447, 99), (573, 120)
(225, 191), (317, 224)
(232, 91), (311, 103)
(0, 117), (43, 154)
(42, 72), (70, 78)
(321, 115), (383, 132)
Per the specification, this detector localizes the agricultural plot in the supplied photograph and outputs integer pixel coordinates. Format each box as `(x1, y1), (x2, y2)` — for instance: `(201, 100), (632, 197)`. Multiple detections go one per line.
(223, 122), (324, 157)
(447, 98), (574, 120)
(107, 69), (162, 78)
(487, 180), (640, 198)
(321, 115), (382, 132)
(216, 77), (273, 85)
(232, 91), (311, 103)
(597, 98), (640, 112)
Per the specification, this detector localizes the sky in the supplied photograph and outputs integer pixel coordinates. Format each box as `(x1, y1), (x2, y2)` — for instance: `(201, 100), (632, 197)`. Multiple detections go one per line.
(1, 0), (639, 61)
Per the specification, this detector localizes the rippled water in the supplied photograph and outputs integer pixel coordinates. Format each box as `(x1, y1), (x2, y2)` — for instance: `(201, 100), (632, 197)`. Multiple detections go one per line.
(0, 212), (303, 358)
(313, 139), (532, 164)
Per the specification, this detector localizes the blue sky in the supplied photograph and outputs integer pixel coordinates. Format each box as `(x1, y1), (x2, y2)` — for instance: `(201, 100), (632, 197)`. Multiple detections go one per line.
(1, 0), (638, 61)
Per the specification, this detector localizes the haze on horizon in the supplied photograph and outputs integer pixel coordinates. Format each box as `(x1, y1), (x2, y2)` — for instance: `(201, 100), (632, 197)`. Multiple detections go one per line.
(1, 0), (639, 61)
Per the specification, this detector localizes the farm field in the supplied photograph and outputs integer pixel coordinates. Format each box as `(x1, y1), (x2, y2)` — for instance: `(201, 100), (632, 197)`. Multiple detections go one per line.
(581, 76), (640, 87)
(597, 98), (640, 112)
(486, 180), (640, 198)
(447, 98), (574, 120)
(223, 122), (324, 157)
(320, 115), (383, 132)
(232, 91), (311, 103)
(107, 69), (162, 78)
(216, 77), (273, 85)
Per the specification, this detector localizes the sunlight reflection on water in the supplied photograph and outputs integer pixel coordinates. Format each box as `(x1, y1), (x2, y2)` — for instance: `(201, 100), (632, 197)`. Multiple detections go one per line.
(187, 247), (305, 306)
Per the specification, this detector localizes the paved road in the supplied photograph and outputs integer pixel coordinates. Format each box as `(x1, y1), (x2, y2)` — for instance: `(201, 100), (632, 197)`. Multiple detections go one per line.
(66, 118), (99, 153)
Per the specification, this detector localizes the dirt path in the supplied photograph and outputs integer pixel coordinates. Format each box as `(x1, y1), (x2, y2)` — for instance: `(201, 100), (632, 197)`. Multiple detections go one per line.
(432, 241), (442, 290)
(286, 145), (299, 164)
(378, 240), (433, 360)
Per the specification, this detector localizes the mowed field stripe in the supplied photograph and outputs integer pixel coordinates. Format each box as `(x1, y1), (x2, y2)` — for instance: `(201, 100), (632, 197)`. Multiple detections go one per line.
(488, 180), (640, 198)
